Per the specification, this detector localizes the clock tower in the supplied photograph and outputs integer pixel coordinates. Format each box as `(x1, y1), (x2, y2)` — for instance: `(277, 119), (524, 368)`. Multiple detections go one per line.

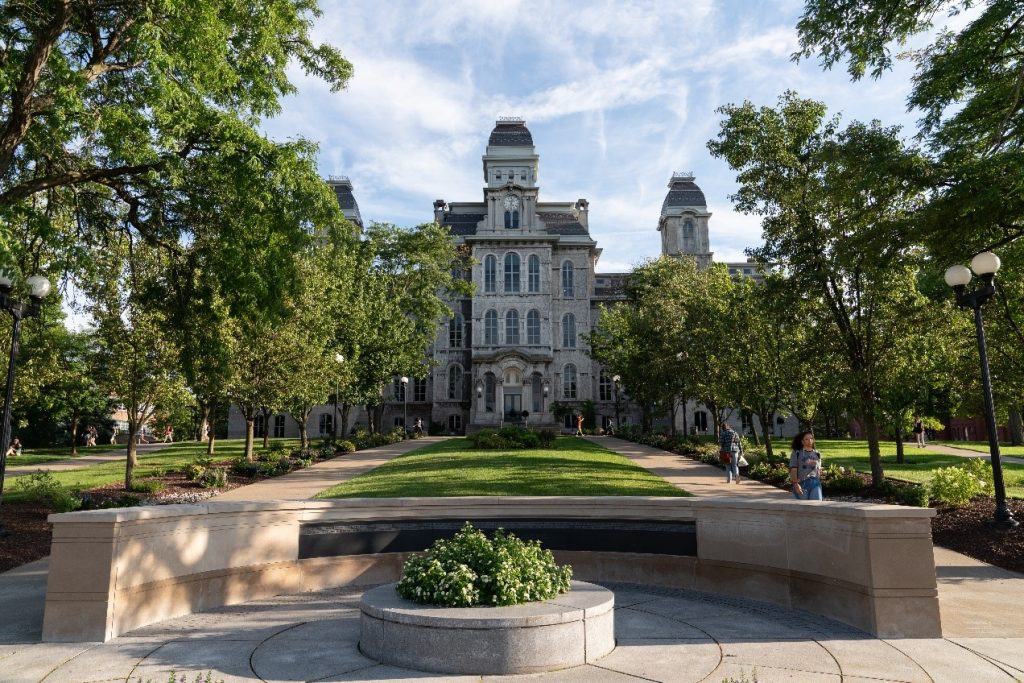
(481, 117), (540, 232)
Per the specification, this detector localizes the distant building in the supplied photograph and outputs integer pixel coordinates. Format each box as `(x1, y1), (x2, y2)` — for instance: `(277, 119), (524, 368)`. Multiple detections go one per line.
(228, 119), (797, 439)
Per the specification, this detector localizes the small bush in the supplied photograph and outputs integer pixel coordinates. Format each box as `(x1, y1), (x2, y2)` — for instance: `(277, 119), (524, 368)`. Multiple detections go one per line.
(294, 457), (313, 469)
(898, 484), (931, 508)
(182, 463), (206, 481)
(470, 427), (544, 450)
(822, 464), (866, 495)
(960, 458), (994, 490)
(198, 468), (227, 489)
(396, 522), (572, 607)
(256, 449), (284, 464)
(537, 429), (557, 447)
(929, 466), (986, 508)
(336, 439), (356, 454)
(230, 458), (260, 477)
(129, 480), (165, 494)
(14, 471), (81, 512)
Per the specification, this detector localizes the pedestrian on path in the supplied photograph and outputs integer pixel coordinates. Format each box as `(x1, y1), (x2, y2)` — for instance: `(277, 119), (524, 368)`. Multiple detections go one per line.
(164, 425), (174, 443)
(575, 414), (584, 437)
(719, 421), (742, 484)
(5, 438), (22, 458)
(110, 427), (118, 445)
(913, 416), (925, 448)
(789, 431), (823, 500)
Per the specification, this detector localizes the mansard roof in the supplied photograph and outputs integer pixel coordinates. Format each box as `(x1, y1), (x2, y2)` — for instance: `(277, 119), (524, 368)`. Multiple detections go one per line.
(662, 173), (707, 212)
(328, 176), (362, 226)
(441, 212), (485, 236)
(488, 121), (534, 147)
(537, 211), (587, 235)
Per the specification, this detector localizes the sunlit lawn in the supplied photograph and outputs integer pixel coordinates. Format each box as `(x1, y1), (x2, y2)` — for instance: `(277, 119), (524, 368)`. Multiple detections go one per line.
(4, 438), (303, 503)
(768, 438), (1024, 498)
(933, 440), (1024, 457)
(318, 437), (691, 498)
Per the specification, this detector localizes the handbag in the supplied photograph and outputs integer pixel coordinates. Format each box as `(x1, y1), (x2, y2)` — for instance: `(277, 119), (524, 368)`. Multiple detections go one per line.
(738, 454), (749, 467)
(719, 451), (732, 464)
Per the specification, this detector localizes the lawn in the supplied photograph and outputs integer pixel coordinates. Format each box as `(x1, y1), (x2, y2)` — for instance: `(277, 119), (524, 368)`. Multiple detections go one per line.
(771, 438), (1024, 498)
(317, 437), (691, 498)
(3, 438), (303, 503)
(933, 441), (1024, 457)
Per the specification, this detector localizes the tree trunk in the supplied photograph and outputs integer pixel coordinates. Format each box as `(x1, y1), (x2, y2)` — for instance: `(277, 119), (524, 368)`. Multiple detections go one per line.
(669, 399), (677, 437)
(758, 412), (774, 459)
(292, 409), (311, 450)
(261, 407), (271, 447)
(206, 402), (216, 455)
(681, 403), (688, 436)
(125, 422), (139, 489)
(1010, 407), (1024, 446)
(200, 402), (211, 442)
(747, 411), (760, 445)
(245, 418), (255, 461)
(70, 412), (80, 456)
(341, 403), (352, 438)
(895, 422), (905, 464)
(862, 409), (884, 486)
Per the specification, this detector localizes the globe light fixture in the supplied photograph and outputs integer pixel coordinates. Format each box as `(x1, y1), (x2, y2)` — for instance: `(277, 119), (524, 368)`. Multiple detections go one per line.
(945, 251), (1017, 529)
(332, 353), (345, 440)
(400, 376), (409, 434)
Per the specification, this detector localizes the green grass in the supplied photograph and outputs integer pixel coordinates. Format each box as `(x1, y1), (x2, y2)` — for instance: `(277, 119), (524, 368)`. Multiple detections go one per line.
(769, 438), (1024, 498)
(3, 438), (303, 503)
(933, 440), (1024, 457)
(317, 437), (692, 498)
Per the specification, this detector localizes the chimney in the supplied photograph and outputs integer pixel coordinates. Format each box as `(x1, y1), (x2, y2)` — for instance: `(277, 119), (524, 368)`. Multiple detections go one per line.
(433, 199), (448, 223)
(574, 198), (589, 229)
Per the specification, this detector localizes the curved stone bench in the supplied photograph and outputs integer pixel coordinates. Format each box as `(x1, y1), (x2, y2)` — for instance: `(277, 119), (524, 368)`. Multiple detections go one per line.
(42, 496), (940, 642)
(358, 581), (614, 674)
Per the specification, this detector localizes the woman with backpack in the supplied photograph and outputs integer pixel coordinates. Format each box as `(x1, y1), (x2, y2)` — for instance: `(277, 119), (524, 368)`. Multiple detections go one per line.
(789, 431), (823, 500)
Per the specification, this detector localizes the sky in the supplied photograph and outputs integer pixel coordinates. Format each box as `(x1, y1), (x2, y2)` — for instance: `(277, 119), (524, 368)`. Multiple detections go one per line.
(261, 0), (965, 272)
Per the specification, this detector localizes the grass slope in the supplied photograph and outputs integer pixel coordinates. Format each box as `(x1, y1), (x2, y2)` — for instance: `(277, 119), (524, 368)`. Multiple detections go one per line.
(771, 438), (1024, 498)
(318, 437), (691, 498)
(932, 441), (1024, 457)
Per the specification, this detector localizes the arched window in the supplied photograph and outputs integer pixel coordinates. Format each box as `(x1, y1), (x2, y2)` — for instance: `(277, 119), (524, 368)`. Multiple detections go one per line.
(449, 313), (463, 348)
(414, 378), (427, 402)
(561, 260), (574, 298)
(485, 373), (496, 412)
(504, 210), (520, 229)
(318, 413), (333, 436)
(599, 372), (613, 401)
(448, 365), (463, 400)
(484, 255), (497, 293)
(506, 310), (520, 344)
(528, 255), (540, 292)
(527, 309), (541, 345)
(562, 313), (576, 348)
(484, 309), (498, 344)
(683, 218), (695, 237)
(563, 364), (577, 399)
(504, 253), (520, 292)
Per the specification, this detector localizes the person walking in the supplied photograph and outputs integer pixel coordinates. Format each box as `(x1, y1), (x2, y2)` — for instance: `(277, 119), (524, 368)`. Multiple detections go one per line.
(164, 425), (174, 443)
(575, 414), (584, 437)
(86, 425), (97, 447)
(789, 431), (823, 501)
(912, 416), (925, 448)
(6, 438), (22, 458)
(110, 426), (118, 445)
(719, 421), (742, 484)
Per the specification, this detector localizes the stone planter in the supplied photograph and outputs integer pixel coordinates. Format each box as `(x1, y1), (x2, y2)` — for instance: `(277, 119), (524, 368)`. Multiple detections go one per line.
(358, 580), (615, 675)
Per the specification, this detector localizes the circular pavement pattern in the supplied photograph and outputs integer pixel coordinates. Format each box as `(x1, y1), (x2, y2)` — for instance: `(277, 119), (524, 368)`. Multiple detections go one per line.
(29, 583), (1024, 682)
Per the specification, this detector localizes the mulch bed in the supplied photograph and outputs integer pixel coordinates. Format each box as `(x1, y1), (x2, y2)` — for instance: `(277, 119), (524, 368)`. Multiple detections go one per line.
(931, 497), (1024, 575)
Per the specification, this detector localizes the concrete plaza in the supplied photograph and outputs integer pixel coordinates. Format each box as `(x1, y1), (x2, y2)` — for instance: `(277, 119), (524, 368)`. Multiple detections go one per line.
(1, 436), (1022, 682)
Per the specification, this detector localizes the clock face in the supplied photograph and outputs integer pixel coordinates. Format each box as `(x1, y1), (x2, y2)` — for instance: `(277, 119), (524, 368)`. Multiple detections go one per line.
(503, 195), (520, 211)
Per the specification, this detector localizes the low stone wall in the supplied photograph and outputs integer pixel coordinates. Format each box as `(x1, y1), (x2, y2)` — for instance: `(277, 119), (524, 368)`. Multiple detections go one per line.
(42, 497), (940, 642)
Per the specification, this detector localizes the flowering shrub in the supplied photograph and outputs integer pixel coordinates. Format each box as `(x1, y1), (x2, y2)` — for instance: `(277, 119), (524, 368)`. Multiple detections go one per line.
(470, 427), (543, 449)
(335, 440), (357, 454)
(396, 522), (572, 607)
(960, 458), (994, 489)
(822, 464), (866, 495)
(929, 466), (987, 508)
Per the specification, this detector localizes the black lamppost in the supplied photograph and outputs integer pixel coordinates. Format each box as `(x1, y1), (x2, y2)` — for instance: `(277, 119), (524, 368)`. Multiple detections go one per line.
(944, 252), (1018, 529)
(400, 376), (409, 434)
(333, 353), (344, 440)
(0, 272), (52, 536)
(612, 375), (621, 432)
(542, 383), (549, 422)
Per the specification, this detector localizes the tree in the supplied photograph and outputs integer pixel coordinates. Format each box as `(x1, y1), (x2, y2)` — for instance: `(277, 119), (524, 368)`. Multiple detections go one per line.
(709, 92), (929, 485)
(87, 237), (185, 488)
(37, 327), (111, 453)
(1, 1), (351, 275)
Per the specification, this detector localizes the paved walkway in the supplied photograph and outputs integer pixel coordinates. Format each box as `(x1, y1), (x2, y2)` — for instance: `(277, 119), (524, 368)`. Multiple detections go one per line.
(923, 442), (1024, 466)
(2, 435), (1024, 682)
(4, 441), (175, 477)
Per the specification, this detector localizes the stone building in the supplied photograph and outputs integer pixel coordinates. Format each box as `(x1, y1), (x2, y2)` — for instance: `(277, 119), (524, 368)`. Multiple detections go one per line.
(228, 118), (792, 439)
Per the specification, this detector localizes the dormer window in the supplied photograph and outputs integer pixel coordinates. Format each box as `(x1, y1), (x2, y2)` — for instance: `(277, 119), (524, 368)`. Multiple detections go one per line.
(683, 218), (695, 237)
(495, 170), (502, 180)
